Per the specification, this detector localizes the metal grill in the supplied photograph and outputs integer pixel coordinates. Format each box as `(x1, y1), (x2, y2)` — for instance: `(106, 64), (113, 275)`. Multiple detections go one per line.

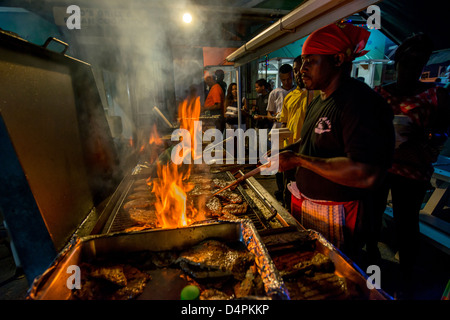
(102, 170), (274, 234)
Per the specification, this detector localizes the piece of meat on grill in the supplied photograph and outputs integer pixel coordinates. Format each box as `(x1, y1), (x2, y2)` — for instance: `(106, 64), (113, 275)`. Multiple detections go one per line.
(204, 196), (222, 217)
(188, 174), (213, 186)
(133, 179), (150, 187)
(188, 185), (212, 197)
(127, 191), (155, 200)
(222, 202), (248, 215)
(233, 266), (265, 298)
(72, 263), (151, 300)
(279, 252), (335, 279)
(215, 189), (243, 204)
(123, 198), (155, 211)
(133, 184), (152, 192)
(284, 272), (347, 300)
(113, 265), (152, 300)
(176, 240), (254, 280)
(200, 288), (231, 300)
(89, 264), (128, 286)
(212, 178), (228, 189)
(127, 208), (160, 227)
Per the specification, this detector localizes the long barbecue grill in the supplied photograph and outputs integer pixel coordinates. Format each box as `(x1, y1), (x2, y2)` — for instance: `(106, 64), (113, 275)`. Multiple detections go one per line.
(0, 31), (391, 300)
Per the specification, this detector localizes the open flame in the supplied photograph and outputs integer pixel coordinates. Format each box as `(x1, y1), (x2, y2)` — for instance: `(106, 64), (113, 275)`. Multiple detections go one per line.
(150, 96), (204, 228)
(152, 162), (194, 228)
(178, 95), (202, 163)
(148, 124), (163, 145)
(140, 124), (165, 163)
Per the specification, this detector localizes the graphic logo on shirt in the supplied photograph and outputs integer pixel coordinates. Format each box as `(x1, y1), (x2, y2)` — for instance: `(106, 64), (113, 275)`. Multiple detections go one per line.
(314, 117), (332, 134)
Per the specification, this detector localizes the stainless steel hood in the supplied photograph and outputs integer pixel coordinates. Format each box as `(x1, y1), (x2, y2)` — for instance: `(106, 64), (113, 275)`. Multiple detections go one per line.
(226, 0), (381, 66)
(0, 31), (120, 282)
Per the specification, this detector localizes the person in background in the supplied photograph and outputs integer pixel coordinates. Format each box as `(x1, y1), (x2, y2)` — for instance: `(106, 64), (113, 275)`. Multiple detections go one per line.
(266, 63), (295, 204)
(266, 64), (295, 128)
(266, 23), (395, 261)
(215, 69), (227, 97)
(374, 33), (450, 299)
(279, 55), (320, 210)
(204, 72), (225, 131)
(252, 79), (272, 129)
(224, 82), (247, 130)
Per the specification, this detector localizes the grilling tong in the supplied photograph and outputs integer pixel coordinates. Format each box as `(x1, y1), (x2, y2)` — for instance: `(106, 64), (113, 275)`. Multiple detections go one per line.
(210, 161), (272, 198)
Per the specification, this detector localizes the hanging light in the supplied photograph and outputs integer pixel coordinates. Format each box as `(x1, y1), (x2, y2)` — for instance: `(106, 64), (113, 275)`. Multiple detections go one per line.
(182, 13), (192, 24)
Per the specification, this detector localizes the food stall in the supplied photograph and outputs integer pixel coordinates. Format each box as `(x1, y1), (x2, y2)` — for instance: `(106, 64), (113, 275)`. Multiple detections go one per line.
(8, 0), (450, 300)
(0, 25), (391, 300)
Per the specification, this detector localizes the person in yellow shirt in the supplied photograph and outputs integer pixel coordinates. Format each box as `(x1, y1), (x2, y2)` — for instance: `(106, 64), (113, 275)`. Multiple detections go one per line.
(279, 55), (320, 148)
(279, 55), (319, 209)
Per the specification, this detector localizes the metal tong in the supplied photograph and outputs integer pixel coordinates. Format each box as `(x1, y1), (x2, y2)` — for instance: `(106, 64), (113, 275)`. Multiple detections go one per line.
(210, 163), (268, 197)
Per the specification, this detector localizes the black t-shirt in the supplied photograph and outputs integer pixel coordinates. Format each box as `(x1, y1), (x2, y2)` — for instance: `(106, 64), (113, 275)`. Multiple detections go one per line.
(296, 77), (395, 201)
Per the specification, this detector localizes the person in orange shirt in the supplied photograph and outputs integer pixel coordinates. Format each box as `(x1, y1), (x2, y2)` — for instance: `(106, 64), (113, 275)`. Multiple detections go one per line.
(204, 72), (225, 131)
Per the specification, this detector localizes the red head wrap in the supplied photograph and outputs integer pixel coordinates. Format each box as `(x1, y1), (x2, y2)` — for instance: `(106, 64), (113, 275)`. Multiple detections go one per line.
(302, 23), (370, 61)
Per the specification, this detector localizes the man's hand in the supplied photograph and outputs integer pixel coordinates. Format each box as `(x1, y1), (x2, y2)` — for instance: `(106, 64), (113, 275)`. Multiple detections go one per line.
(260, 150), (301, 175)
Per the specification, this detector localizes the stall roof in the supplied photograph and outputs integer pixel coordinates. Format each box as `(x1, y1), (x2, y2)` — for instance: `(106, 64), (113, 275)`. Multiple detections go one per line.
(226, 0), (450, 66)
(226, 0), (381, 66)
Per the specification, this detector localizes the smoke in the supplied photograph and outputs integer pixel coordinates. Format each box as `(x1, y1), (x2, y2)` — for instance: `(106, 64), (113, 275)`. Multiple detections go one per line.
(47, 1), (252, 173)
(58, 1), (238, 149)
(52, 3), (179, 164)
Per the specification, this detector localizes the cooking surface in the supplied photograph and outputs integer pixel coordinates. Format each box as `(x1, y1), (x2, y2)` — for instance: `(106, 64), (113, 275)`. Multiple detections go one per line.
(101, 168), (281, 234)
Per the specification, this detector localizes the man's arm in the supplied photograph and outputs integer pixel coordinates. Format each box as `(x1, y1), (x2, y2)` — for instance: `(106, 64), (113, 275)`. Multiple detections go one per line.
(266, 111), (277, 121)
(274, 151), (383, 189)
(265, 90), (276, 119)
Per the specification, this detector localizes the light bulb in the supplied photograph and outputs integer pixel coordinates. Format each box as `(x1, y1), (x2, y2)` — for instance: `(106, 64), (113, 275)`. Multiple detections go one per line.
(182, 13), (192, 24)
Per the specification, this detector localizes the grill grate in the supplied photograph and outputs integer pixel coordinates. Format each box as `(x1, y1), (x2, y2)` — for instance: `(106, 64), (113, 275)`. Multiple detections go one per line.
(106, 171), (272, 234)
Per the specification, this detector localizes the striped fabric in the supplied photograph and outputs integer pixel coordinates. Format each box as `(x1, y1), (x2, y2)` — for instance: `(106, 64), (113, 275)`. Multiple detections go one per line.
(288, 182), (348, 250)
(300, 197), (346, 250)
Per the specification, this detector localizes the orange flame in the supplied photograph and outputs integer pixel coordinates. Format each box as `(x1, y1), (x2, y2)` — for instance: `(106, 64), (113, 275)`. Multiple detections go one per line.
(148, 124), (163, 145)
(142, 124), (164, 161)
(152, 162), (196, 228)
(178, 96), (202, 163)
(150, 96), (204, 228)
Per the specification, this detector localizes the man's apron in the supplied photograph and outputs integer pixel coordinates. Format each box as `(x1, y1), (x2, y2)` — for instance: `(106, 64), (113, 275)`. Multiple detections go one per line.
(288, 182), (359, 250)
